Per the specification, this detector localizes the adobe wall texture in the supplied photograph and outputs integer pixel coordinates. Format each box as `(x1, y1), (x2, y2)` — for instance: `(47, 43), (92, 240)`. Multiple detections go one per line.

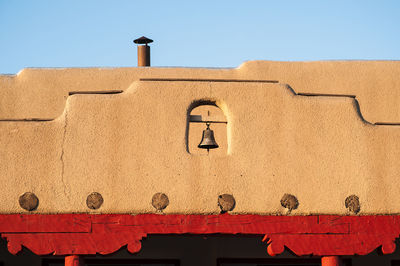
(1, 60), (400, 215)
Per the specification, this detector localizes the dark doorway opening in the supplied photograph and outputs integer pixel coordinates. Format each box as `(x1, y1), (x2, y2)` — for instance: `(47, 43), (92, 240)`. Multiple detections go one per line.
(42, 258), (179, 266)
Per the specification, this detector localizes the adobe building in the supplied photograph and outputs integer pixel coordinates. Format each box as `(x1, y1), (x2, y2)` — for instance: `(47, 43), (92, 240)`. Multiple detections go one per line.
(1, 37), (400, 266)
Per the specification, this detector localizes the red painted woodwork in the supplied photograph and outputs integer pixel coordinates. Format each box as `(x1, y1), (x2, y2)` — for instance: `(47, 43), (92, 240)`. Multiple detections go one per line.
(321, 256), (340, 266)
(1, 214), (400, 256)
(65, 255), (83, 266)
(0, 214), (90, 233)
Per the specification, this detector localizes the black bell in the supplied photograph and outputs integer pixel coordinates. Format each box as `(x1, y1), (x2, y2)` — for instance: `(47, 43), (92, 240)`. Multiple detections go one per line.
(198, 123), (219, 150)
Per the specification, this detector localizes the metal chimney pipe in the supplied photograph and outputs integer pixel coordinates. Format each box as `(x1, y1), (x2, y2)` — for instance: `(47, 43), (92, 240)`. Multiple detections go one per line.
(133, 36), (153, 67)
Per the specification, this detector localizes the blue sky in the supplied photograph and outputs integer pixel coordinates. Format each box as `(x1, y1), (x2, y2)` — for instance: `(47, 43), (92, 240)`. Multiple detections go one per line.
(1, 0), (400, 74)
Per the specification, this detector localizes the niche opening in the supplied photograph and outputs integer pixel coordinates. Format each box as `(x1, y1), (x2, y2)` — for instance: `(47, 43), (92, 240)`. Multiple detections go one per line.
(187, 101), (228, 155)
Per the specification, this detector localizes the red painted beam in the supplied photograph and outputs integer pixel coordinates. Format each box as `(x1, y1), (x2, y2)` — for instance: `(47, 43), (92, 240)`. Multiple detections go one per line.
(1, 214), (400, 256)
(0, 214), (91, 233)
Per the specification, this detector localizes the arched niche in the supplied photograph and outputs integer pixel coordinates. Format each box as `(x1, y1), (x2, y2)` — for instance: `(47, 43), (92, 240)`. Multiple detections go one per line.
(186, 100), (228, 155)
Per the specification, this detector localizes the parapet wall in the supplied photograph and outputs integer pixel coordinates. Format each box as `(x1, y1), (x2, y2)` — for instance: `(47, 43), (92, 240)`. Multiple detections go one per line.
(1, 61), (400, 215)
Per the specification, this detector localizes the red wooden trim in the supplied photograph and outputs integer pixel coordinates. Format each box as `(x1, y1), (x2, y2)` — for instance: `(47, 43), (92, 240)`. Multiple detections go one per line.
(321, 256), (340, 266)
(0, 214), (91, 233)
(65, 255), (83, 266)
(1, 214), (400, 256)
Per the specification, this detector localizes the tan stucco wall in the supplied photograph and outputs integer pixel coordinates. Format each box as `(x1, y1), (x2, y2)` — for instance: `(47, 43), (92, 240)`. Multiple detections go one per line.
(1, 61), (400, 215)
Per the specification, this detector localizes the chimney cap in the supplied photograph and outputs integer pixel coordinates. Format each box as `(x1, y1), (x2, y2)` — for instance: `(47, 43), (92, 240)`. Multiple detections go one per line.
(134, 36), (153, 45)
